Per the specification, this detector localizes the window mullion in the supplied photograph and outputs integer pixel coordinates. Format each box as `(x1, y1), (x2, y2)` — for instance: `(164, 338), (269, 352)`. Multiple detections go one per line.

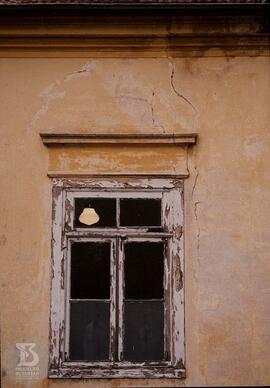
(110, 238), (117, 361)
(164, 237), (171, 361)
(116, 197), (120, 228)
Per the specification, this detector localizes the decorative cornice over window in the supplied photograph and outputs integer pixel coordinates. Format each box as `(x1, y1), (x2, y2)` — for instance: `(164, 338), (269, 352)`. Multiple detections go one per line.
(40, 132), (197, 146)
(40, 132), (197, 178)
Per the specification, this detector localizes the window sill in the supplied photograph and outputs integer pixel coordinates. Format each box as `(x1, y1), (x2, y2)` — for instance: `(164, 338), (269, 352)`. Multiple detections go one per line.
(48, 365), (186, 379)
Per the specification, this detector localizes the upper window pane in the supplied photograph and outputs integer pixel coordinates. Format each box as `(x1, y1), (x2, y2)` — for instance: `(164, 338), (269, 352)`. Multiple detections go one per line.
(120, 198), (161, 227)
(71, 242), (111, 299)
(124, 241), (164, 299)
(74, 198), (116, 228)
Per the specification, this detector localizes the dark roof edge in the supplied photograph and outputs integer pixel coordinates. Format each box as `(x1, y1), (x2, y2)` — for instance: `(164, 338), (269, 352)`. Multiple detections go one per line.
(0, 3), (269, 15)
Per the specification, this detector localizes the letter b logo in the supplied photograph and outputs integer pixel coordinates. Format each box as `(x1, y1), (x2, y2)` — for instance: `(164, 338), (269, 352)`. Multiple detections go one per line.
(16, 343), (39, 367)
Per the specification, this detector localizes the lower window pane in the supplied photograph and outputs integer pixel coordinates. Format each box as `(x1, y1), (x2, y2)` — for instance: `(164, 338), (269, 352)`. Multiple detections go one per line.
(123, 301), (164, 361)
(69, 301), (110, 361)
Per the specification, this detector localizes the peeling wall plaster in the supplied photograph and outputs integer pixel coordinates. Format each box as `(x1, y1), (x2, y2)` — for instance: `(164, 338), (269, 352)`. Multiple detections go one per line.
(29, 59), (198, 135)
(0, 55), (270, 388)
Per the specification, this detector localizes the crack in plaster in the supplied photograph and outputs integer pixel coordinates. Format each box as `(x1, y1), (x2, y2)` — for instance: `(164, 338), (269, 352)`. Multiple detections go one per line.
(116, 90), (166, 133)
(194, 199), (201, 253)
(192, 153), (200, 255)
(168, 57), (197, 113)
(116, 94), (149, 105)
(150, 90), (156, 127)
(150, 90), (165, 133)
(187, 146), (201, 270)
(64, 61), (95, 82)
(192, 166), (199, 199)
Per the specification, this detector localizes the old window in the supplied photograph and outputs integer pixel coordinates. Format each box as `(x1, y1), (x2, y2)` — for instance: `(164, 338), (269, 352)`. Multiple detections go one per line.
(49, 178), (185, 379)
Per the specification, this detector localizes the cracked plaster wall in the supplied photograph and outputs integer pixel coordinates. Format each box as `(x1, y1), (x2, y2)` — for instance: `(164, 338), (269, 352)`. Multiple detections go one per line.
(1, 55), (270, 387)
(28, 59), (198, 134)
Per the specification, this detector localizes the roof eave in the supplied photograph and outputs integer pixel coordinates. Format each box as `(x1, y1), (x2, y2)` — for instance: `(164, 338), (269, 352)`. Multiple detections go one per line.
(0, 3), (269, 15)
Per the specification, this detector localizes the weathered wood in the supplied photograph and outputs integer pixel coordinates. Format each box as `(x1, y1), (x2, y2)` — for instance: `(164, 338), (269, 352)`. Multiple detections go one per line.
(49, 184), (65, 369)
(66, 232), (173, 238)
(49, 177), (185, 378)
(163, 187), (185, 368)
(49, 366), (185, 379)
(110, 240), (117, 361)
(53, 177), (183, 189)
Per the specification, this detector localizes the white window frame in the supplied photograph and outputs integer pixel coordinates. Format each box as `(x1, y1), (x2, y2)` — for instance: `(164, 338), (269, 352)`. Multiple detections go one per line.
(48, 177), (185, 379)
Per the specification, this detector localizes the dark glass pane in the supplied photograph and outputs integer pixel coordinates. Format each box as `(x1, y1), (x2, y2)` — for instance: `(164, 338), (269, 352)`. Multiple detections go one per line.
(124, 242), (164, 299)
(69, 301), (110, 361)
(74, 198), (116, 228)
(71, 242), (110, 299)
(123, 301), (164, 361)
(120, 198), (161, 227)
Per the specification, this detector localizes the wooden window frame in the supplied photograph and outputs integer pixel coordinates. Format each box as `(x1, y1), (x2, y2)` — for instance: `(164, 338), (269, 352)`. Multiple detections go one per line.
(49, 177), (185, 379)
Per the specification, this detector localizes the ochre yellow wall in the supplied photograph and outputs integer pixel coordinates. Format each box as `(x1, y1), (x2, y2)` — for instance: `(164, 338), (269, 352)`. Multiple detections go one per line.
(1, 40), (270, 387)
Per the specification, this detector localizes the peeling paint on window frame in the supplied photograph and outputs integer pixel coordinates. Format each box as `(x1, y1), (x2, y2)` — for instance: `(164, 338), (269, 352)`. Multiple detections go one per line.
(49, 177), (185, 379)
